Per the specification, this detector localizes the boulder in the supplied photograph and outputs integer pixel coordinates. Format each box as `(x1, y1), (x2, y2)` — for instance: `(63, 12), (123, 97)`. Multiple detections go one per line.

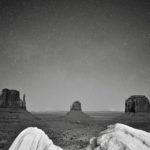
(9, 127), (63, 150)
(125, 95), (150, 113)
(9, 123), (150, 150)
(89, 123), (150, 150)
(0, 89), (26, 110)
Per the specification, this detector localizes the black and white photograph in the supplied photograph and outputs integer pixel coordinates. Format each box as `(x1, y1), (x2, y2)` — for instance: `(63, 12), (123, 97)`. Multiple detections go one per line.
(0, 0), (150, 149)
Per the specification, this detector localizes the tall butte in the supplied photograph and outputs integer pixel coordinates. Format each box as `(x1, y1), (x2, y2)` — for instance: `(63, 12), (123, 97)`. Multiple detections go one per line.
(0, 88), (35, 123)
(0, 88), (26, 110)
(125, 95), (150, 113)
(66, 101), (90, 121)
(0, 89), (36, 149)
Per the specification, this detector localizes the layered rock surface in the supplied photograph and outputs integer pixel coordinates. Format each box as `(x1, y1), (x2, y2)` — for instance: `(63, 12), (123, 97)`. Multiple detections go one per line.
(89, 123), (150, 150)
(8, 123), (150, 150)
(125, 95), (150, 113)
(9, 127), (62, 150)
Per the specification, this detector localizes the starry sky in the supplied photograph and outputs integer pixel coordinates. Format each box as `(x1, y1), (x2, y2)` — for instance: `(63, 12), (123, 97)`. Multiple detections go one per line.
(0, 0), (150, 111)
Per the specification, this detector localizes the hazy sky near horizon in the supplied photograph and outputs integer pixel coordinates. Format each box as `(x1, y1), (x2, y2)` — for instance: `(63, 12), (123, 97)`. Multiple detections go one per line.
(0, 0), (150, 111)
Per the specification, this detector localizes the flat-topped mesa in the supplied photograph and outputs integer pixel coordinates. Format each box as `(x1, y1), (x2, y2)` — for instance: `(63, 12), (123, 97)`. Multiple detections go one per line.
(125, 95), (150, 113)
(70, 101), (82, 111)
(0, 88), (26, 110)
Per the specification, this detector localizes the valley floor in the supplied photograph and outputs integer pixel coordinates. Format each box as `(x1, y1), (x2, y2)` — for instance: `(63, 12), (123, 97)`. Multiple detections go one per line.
(1, 111), (150, 150)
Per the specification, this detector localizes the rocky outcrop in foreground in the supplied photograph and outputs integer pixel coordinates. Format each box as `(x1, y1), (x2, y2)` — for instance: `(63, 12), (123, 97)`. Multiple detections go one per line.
(88, 123), (150, 150)
(0, 89), (26, 110)
(125, 95), (150, 113)
(9, 123), (150, 150)
(9, 127), (62, 150)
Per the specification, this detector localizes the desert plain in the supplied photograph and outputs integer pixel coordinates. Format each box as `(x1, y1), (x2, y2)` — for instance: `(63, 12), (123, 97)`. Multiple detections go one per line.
(1, 110), (150, 150)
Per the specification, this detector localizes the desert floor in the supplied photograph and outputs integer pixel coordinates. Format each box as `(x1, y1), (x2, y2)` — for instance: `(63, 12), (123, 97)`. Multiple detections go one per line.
(1, 111), (150, 150)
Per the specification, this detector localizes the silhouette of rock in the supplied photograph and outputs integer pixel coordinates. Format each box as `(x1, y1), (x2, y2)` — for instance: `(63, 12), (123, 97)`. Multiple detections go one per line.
(70, 101), (82, 111)
(0, 89), (26, 110)
(125, 95), (150, 113)
(0, 89), (38, 149)
(0, 89), (36, 123)
(66, 101), (90, 120)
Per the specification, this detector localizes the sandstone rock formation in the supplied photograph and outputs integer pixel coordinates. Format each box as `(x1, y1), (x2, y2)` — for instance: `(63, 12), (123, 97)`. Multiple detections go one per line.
(0, 89), (37, 149)
(70, 101), (82, 111)
(66, 101), (90, 120)
(9, 123), (150, 150)
(0, 89), (26, 110)
(88, 123), (150, 150)
(9, 127), (62, 150)
(125, 95), (150, 113)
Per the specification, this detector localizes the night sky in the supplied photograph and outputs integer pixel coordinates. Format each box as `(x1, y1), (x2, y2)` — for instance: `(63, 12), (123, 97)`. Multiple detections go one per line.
(0, 0), (150, 111)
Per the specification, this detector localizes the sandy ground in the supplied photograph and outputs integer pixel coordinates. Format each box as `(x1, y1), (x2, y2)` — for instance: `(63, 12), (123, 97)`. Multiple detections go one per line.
(1, 111), (150, 150)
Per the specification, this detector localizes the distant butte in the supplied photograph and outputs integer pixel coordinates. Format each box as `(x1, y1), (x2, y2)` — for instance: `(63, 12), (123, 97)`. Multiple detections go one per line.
(125, 95), (150, 113)
(66, 101), (90, 121)
(0, 88), (26, 110)
(0, 88), (35, 124)
(70, 101), (82, 111)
